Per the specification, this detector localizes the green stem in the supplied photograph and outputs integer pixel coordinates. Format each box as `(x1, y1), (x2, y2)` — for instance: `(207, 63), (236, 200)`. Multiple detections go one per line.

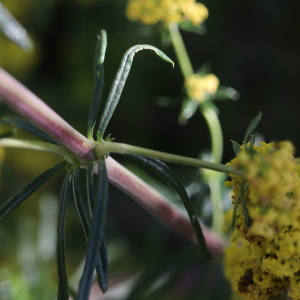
(169, 23), (193, 78)
(169, 24), (225, 235)
(95, 142), (241, 176)
(208, 178), (223, 234)
(0, 138), (78, 164)
(200, 105), (223, 164)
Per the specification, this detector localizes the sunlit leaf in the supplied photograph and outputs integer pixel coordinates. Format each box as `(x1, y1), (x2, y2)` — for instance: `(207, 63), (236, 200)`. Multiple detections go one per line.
(231, 140), (240, 156)
(97, 45), (174, 139)
(0, 2), (33, 51)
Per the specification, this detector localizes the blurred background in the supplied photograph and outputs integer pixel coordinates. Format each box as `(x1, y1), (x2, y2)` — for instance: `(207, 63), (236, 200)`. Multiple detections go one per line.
(1, 0), (300, 299)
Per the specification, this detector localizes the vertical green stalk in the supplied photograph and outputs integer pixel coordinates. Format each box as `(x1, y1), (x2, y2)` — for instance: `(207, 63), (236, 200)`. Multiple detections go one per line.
(208, 178), (223, 233)
(200, 105), (223, 164)
(169, 23), (193, 78)
(168, 22), (225, 235)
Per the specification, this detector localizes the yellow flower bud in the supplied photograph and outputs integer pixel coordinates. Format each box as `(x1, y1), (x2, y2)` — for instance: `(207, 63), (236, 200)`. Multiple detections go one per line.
(185, 73), (219, 103)
(126, 0), (209, 26)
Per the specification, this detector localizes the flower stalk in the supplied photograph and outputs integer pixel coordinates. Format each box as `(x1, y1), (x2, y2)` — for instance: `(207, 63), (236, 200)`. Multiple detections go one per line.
(169, 23), (226, 235)
(169, 23), (194, 78)
(95, 141), (240, 176)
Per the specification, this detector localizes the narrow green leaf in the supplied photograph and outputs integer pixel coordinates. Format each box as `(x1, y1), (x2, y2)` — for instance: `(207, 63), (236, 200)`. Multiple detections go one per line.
(249, 135), (255, 148)
(128, 155), (211, 259)
(178, 98), (199, 125)
(77, 157), (108, 300)
(214, 86), (240, 101)
(97, 238), (109, 293)
(0, 2), (33, 51)
(0, 116), (57, 144)
(0, 161), (65, 223)
(97, 45), (174, 139)
(72, 167), (109, 293)
(0, 128), (17, 139)
(1, 163), (21, 191)
(231, 140), (241, 156)
(73, 167), (91, 239)
(244, 112), (262, 144)
(178, 21), (206, 35)
(86, 161), (95, 216)
(57, 171), (72, 300)
(87, 30), (107, 140)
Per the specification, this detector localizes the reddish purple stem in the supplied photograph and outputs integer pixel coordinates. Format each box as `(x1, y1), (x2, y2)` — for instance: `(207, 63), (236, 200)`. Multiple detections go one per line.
(0, 67), (224, 256)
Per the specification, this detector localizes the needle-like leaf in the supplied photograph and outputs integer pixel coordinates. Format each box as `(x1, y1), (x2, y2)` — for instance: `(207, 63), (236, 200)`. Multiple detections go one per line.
(72, 167), (108, 293)
(57, 171), (72, 300)
(97, 45), (174, 139)
(0, 2), (33, 51)
(244, 112), (262, 144)
(231, 140), (241, 156)
(128, 155), (211, 259)
(0, 128), (17, 139)
(0, 161), (65, 223)
(86, 161), (95, 216)
(0, 115), (57, 144)
(77, 157), (108, 300)
(87, 30), (107, 140)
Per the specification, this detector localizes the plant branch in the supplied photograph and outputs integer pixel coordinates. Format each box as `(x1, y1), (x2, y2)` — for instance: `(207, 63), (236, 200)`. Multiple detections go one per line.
(169, 23), (193, 78)
(0, 68), (96, 164)
(0, 138), (77, 164)
(0, 68), (225, 256)
(95, 141), (241, 175)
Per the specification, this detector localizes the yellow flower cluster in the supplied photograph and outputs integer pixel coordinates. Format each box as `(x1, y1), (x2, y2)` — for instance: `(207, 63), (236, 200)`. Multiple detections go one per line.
(224, 141), (300, 300)
(185, 73), (219, 103)
(126, 0), (208, 26)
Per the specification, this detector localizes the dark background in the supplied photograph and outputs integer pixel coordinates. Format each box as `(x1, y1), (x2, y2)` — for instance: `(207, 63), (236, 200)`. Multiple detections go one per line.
(1, 0), (299, 299)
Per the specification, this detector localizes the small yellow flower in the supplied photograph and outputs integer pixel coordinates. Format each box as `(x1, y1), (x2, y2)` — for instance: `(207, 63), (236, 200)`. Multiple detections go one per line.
(289, 276), (300, 300)
(126, 0), (208, 26)
(223, 141), (300, 299)
(185, 73), (219, 103)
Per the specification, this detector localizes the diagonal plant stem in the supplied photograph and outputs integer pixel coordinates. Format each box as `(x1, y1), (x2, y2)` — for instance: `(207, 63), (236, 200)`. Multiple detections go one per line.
(0, 67), (225, 256)
(0, 68), (96, 164)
